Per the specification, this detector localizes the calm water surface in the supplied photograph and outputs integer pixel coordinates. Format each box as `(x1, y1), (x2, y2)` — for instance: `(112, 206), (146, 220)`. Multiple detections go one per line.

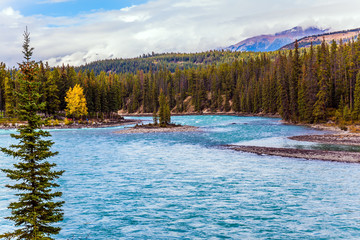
(0, 115), (360, 239)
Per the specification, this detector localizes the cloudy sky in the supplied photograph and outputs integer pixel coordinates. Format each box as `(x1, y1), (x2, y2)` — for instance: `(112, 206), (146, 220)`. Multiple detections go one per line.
(1, 0), (360, 67)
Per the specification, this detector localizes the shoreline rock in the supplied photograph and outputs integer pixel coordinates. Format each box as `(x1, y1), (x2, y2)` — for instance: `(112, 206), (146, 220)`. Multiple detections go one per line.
(289, 134), (360, 146)
(226, 145), (360, 163)
(0, 119), (142, 130)
(115, 125), (200, 134)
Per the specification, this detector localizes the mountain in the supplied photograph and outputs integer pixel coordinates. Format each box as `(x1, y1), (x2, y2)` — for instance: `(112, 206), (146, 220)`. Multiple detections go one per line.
(224, 26), (328, 52)
(280, 27), (360, 50)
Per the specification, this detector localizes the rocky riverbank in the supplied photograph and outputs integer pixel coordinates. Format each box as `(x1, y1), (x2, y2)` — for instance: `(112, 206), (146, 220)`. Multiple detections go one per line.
(289, 133), (360, 146)
(226, 129), (360, 163)
(226, 145), (360, 163)
(115, 125), (200, 134)
(0, 119), (142, 130)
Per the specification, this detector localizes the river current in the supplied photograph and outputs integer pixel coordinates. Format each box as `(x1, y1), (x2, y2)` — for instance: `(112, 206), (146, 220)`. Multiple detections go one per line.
(0, 115), (360, 239)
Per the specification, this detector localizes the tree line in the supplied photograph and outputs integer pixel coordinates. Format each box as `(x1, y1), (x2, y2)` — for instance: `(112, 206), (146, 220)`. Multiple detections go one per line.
(75, 50), (273, 75)
(1, 38), (360, 124)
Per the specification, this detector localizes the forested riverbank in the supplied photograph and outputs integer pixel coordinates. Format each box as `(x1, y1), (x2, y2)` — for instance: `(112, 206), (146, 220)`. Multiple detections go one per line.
(1, 39), (360, 127)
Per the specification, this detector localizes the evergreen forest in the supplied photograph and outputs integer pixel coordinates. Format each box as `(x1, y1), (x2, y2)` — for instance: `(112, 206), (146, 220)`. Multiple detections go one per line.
(1, 38), (360, 124)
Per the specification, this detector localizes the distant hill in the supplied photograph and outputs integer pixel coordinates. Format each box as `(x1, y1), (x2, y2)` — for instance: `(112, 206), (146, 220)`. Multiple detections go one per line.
(280, 28), (360, 50)
(75, 51), (269, 75)
(224, 26), (328, 52)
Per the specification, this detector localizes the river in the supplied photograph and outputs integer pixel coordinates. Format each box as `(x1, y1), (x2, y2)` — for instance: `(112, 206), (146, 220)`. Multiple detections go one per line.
(1, 115), (360, 239)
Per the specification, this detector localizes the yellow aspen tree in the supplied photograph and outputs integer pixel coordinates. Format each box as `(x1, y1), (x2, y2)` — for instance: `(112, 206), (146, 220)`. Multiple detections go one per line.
(65, 84), (88, 119)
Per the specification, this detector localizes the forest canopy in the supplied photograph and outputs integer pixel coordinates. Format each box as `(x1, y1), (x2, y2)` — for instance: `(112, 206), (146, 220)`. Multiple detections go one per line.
(1, 38), (360, 124)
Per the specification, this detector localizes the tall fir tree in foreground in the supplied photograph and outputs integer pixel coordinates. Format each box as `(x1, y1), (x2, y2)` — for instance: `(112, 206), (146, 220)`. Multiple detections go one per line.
(0, 28), (64, 240)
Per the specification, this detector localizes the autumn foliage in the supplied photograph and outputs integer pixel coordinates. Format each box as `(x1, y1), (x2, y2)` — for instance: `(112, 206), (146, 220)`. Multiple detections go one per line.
(65, 84), (88, 119)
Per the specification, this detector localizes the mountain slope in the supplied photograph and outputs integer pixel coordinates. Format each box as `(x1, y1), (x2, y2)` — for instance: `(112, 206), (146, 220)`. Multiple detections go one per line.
(75, 51), (269, 74)
(224, 26), (328, 52)
(280, 28), (360, 50)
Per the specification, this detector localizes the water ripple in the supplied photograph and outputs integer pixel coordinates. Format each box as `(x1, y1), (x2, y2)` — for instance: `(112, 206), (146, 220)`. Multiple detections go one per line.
(0, 116), (359, 239)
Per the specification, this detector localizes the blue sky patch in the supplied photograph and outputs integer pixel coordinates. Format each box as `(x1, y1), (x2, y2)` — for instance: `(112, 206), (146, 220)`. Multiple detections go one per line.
(18, 0), (149, 17)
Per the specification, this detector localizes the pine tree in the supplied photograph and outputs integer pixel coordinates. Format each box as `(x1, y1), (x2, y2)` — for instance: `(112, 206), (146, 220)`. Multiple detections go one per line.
(142, 76), (151, 112)
(313, 81), (328, 123)
(164, 101), (171, 124)
(353, 72), (360, 120)
(97, 72), (109, 116)
(217, 89), (223, 111)
(313, 40), (330, 122)
(0, 63), (7, 112)
(278, 54), (291, 121)
(57, 65), (69, 110)
(290, 40), (301, 122)
(224, 90), (231, 112)
(158, 89), (171, 127)
(130, 78), (141, 113)
(0, 28), (64, 240)
(4, 74), (17, 118)
(159, 89), (166, 126)
(150, 76), (158, 113)
(153, 108), (158, 125)
(297, 76), (307, 122)
(232, 83), (241, 112)
(94, 80), (102, 118)
(44, 67), (60, 116)
(107, 75), (119, 116)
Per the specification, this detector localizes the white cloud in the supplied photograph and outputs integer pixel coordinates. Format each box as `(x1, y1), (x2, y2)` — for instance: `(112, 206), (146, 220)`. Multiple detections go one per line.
(1, 0), (360, 67)
(1, 7), (21, 17)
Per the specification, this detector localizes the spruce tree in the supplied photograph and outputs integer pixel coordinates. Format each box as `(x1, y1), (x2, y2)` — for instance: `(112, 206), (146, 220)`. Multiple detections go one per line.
(158, 89), (166, 126)
(0, 28), (64, 240)
(290, 40), (301, 122)
(43, 65), (60, 116)
(0, 63), (7, 112)
(158, 89), (171, 127)
(353, 72), (360, 120)
(278, 54), (291, 121)
(224, 90), (231, 112)
(164, 100), (171, 124)
(313, 40), (330, 122)
(4, 74), (17, 118)
(232, 85), (241, 112)
(152, 108), (158, 125)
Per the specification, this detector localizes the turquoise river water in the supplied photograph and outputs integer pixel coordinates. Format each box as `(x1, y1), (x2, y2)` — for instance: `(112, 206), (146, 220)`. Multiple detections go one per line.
(0, 115), (360, 239)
